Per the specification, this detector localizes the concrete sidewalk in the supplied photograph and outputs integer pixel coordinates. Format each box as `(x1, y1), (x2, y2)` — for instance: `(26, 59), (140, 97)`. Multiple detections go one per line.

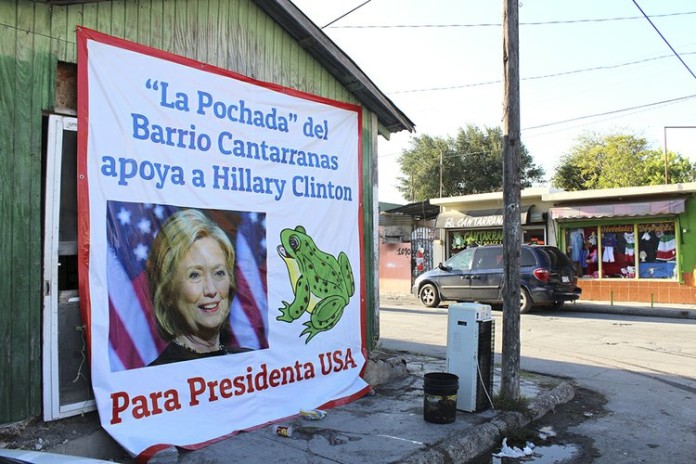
(10, 296), (691, 463)
(10, 350), (574, 464)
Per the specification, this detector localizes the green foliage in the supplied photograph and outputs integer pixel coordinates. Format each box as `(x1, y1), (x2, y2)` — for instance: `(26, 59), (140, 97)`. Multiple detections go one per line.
(396, 125), (544, 201)
(551, 131), (696, 191)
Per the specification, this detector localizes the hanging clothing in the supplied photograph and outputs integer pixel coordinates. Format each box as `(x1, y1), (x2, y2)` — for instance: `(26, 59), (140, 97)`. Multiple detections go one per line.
(602, 232), (617, 263)
(624, 232), (635, 257)
(656, 232), (676, 261)
(640, 231), (659, 261)
(569, 229), (584, 262)
(587, 232), (597, 246)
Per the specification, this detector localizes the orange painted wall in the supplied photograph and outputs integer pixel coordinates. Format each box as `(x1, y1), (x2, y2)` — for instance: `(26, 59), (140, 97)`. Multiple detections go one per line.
(379, 242), (412, 294)
(577, 272), (696, 304)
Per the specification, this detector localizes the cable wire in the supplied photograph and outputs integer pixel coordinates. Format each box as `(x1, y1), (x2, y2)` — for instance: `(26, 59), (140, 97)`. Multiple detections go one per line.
(322, 0), (372, 29)
(327, 11), (696, 29)
(390, 51), (696, 94)
(523, 94), (696, 131)
(632, 0), (696, 81)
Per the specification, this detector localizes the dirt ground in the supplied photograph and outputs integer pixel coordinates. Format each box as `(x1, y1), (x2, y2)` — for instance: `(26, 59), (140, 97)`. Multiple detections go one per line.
(1, 411), (102, 453)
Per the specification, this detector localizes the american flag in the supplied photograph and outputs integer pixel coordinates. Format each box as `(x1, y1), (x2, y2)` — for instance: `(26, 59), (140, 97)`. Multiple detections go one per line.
(106, 201), (268, 371)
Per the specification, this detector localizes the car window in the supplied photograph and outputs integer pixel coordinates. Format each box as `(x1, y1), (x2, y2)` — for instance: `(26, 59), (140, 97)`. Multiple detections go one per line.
(446, 248), (474, 271)
(473, 247), (503, 270)
(521, 248), (536, 267)
(541, 246), (573, 268)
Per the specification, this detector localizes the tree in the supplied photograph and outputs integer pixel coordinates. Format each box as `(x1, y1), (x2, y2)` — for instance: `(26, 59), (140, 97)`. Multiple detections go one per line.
(396, 125), (544, 201)
(551, 132), (696, 191)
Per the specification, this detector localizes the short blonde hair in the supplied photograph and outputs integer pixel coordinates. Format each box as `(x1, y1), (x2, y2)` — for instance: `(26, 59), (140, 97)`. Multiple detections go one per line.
(147, 209), (236, 340)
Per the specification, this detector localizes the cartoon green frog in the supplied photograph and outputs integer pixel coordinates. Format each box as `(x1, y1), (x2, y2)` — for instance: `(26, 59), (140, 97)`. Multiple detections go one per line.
(277, 225), (355, 343)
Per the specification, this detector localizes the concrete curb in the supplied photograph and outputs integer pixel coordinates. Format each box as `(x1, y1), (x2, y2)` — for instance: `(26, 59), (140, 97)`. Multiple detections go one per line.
(381, 295), (696, 320)
(398, 381), (576, 464)
(569, 303), (696, 320)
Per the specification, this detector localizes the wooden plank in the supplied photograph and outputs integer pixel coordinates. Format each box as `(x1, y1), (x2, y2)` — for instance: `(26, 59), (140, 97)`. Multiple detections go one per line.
(159, 0), (174, 53)
(32, 0), (53, 111)
(12, 0), (39, 421)
(30, 0), (55, 414)
(286, 35), (300, 90)
(80, 1), (99, 31)
(243, 0), (258, 78)
(0, 0), (17, 425)
(197, 0), (210, 64)
(362, 111), (377, 351)
(49, 4), (68, 62)
(123, 0), (139, 43)
(186, 0), (198, 59)
(236, 1), (251, 76)
(272, 14), (283, 84)
(138, 0), (151, 46)
(111, 0), (126, 39)
(171, 0), (190, 57)
(150, 0), (164, 51)
(96, 0), (113, 36)
(205, 0), (220, 66)
(212, 0), (229, 69)
(64, 4), (82, 62)
(251, 3), (277, 82)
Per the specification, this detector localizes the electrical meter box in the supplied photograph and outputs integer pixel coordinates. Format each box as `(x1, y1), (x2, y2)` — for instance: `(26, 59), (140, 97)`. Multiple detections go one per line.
(446, 303), (494, 412)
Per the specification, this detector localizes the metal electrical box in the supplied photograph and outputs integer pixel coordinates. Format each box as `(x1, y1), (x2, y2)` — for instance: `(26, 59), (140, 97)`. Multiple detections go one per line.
(446, 303), (494, 412)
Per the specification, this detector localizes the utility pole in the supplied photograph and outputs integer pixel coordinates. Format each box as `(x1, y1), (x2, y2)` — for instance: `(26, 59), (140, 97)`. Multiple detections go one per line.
(439, 148), (443, 197)
(501, 0), (521, 401)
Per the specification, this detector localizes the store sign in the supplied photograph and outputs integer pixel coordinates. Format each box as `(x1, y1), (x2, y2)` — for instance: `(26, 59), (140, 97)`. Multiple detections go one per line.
(436, 208), (530, 229)
(77, 28), (367, 461)
(445, 214), (503, 228)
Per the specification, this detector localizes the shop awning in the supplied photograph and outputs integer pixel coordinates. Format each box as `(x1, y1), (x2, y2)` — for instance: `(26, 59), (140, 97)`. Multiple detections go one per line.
(549, 199), (685, 220)
(435, 206), (531, 229)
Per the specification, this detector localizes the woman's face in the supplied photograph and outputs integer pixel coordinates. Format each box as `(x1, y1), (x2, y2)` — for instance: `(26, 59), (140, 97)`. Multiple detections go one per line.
(174, 237), (232, 335)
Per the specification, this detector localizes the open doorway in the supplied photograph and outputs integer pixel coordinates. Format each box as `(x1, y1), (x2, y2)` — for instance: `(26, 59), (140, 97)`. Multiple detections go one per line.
(42, 115), (94, 420)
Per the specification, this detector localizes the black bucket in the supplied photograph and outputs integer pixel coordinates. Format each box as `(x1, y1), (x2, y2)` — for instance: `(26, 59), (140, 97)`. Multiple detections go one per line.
(423, 372), (459, 424)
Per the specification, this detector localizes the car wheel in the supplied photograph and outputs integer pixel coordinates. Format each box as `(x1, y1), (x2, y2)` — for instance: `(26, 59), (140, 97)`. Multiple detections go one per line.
(419, 283), (440, 308)
(519, 288), (532, 314)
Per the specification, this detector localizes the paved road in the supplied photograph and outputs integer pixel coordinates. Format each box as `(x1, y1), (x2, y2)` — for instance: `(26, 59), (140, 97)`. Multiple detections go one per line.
(378, 303), (696, 463)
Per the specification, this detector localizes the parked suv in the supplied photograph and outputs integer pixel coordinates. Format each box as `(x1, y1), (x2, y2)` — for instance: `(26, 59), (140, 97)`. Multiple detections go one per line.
(412, 245), (581, 313)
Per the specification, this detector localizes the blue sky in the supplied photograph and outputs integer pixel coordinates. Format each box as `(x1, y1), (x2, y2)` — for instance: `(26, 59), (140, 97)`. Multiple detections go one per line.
(292, 0), (696, 203)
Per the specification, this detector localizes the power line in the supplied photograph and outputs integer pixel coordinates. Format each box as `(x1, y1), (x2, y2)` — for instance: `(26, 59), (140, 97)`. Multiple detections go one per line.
(322, 1), (372, 29)
(523, 94), (696, 131)
(389, 51), (696, 94)
(327, 11), (696, 29)
(632, 0), (696, 81)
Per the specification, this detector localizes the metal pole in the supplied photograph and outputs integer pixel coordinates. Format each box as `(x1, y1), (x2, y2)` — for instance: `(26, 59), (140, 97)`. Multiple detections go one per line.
(664, 126), (668, 184)
(439, 148), (443, 198)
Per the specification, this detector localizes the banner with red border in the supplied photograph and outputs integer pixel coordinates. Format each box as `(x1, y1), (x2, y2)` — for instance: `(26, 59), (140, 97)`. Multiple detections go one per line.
(76, 27), (367, 461)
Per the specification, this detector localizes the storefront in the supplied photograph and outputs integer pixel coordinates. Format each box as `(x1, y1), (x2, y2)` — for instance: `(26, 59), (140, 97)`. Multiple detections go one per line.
(429, 184), (696, 305)
(547, 187), (696, 305)
(431, 187), (557, 258)
(552, 200), (684, 280)
(436, 206), (547, 256)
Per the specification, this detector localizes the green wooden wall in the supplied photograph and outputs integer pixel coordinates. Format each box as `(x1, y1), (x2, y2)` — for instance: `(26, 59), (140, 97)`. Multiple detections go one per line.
(0, 0), (379, 424)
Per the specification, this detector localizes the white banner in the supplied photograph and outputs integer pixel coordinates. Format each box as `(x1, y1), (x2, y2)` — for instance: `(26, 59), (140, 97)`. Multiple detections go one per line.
(77, 28), (367, 461)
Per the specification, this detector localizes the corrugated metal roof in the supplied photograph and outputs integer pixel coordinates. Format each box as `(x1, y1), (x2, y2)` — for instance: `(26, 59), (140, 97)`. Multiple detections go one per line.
(381, 200), (440, 220)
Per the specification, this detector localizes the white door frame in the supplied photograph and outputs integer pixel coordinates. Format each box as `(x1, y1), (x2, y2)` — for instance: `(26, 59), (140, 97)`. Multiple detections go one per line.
(42, 114), (95, 420)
